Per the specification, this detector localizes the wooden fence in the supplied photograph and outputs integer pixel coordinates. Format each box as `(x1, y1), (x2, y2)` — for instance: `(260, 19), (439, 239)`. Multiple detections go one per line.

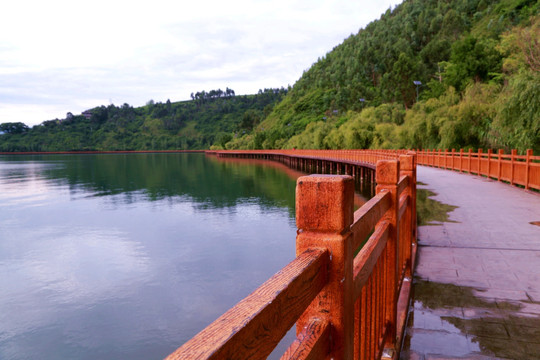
(417, 149), (540, 191)
(239, 148), (539, 192)
(165, 152), (417, 360)
(206, 149), (402, 164)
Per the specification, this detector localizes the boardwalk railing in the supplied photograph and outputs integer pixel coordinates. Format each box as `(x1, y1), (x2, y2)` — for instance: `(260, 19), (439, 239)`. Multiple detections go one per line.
(207, 149), (402, 165)
(416, 149), (540, 191)
(165, 152), (417, 360)
(235, 148), (538, 191)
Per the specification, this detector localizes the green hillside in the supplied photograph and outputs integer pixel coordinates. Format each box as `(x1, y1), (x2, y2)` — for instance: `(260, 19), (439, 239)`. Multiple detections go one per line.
(225, 0), (539, 153)
(0, 88), (287, 152)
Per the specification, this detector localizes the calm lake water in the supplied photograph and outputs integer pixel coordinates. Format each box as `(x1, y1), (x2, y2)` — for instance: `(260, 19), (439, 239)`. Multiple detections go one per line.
(0, 153), (305, 360)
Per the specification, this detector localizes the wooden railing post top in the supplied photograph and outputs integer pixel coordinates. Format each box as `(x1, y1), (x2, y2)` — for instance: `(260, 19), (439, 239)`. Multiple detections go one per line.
(406, 150), (417, 156)
(296, 175), (354, 233)
(399, 154), (414, 172)
(376, 160), (400, 185)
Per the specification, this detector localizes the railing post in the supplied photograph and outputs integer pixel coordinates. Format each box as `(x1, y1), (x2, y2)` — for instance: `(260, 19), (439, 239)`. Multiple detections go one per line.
(511, 149), (517, 185)
(467, 149), (472, 174)
(296, 175), (355, 360)
(478, 148), (483, 175)
(525, 149), (532, 190)
(459, 149), (463, 173)
(487, 149), (492, 179)
(399, 153), (417, 271)
(376, 160), (400, 351)
(498, 149), (504, 181)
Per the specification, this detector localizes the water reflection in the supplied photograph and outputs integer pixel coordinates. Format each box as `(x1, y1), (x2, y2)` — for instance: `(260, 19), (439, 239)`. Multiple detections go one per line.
(416, 186), (459, 226)
(402, 279), (540, 359)
(0, 153), (300, 210)
(0, 154), (301, 360)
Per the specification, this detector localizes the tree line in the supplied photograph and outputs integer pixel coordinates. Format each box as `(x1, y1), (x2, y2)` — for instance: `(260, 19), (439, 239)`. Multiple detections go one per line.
(0, 88), (287, 152)
(190, 87), (236, 104)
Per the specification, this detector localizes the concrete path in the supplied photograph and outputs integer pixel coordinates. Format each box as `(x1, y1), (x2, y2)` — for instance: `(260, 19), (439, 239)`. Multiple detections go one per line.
(401, 166), (540, 360)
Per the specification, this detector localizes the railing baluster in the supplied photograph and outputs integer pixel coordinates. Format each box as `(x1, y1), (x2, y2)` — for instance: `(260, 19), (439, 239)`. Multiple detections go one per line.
(399, 154), (416, 269)
(526, 149), (532, 190)
(498, 149), (503, 181)
(375, 160), (400, 352)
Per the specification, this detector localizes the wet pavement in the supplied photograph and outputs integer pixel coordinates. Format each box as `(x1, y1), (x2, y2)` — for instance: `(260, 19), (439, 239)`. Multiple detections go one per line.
(401, 166), (540, 360)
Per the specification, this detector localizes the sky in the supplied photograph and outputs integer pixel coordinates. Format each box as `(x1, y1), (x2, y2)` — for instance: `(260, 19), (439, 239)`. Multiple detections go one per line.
(0, 0), (403, 127)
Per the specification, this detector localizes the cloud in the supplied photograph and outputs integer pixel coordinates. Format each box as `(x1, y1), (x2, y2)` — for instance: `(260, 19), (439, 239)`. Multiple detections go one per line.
(0, 0), (403, 126)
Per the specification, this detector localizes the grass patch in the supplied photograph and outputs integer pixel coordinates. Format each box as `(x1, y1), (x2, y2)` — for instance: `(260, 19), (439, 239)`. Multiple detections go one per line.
(417, 187), (459, 225)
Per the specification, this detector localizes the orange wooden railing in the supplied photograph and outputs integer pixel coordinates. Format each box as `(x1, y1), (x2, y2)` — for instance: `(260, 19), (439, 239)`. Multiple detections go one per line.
(417, 149), (540, 191)
(222, 148), (538, 192)
(165, 152), (417, 360)
(206, 149), (404, 165)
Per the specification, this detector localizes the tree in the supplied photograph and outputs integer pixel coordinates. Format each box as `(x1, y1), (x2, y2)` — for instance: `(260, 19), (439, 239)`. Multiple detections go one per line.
(444, 35), (502, 91)
(214, 132), (233, 148)
(240, 110), (262, 131)
(493, 70), (540, 153)
(383, 52), (422, 108)
(0, 122), (29, 134)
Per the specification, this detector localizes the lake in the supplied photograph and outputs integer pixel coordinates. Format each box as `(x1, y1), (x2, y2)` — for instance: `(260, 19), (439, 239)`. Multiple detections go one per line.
(0, 153), (306, 360)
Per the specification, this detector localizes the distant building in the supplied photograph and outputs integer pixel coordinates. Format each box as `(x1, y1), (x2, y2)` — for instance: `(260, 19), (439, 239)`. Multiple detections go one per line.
(81, 110), (93, 119)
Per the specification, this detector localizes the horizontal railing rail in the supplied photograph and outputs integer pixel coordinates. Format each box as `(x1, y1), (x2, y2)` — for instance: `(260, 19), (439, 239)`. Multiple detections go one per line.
(166, 151), (417, 360)
(167, 248), (329, 359)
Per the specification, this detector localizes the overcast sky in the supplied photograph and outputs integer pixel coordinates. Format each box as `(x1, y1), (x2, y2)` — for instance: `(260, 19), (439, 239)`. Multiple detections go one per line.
(1, 0), (403, 127)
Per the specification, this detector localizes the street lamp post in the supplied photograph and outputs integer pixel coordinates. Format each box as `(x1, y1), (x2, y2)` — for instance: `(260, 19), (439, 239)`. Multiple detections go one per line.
(413, 81), (422, 103)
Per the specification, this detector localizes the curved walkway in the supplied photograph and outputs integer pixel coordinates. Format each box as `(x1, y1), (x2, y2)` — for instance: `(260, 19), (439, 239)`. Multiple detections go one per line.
(402, 166), (540, 359)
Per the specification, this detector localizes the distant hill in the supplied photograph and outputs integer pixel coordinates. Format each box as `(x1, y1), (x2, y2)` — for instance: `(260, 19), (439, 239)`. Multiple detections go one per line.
(225, 0), (539, 154)
(0, 88), (287, 152)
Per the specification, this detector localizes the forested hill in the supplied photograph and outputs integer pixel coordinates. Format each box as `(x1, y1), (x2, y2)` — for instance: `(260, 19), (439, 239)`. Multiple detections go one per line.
(225, 0), (539, 153)
(0, 88), (287, 152)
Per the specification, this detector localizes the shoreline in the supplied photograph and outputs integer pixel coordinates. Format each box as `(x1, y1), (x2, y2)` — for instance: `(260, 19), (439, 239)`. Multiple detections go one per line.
(0, 150), (207, 155)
